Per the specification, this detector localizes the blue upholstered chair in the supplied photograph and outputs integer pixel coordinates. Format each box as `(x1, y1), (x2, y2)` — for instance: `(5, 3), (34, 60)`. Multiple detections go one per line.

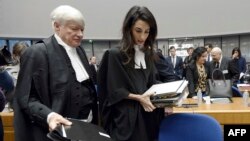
(159, 113), (223, 141)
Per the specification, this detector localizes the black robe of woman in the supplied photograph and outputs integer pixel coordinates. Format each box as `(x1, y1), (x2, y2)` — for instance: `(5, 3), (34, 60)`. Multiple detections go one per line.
(98, 47), (164, 141)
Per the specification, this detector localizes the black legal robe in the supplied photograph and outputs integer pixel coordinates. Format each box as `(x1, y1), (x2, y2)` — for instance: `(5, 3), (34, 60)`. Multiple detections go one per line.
(98, 47), (164, 141)
(13, 36), (97, 141)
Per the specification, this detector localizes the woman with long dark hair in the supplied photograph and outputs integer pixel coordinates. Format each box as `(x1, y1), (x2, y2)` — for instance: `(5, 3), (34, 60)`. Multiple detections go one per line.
(98, 5), (163, 141)
(232, 47), (247, 82)
(186, 47), (210, 98)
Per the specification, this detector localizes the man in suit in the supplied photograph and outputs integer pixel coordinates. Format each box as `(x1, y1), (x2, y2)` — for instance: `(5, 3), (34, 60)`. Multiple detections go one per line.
(183, 47), (194, 78)
(166, 46), (183, 80)
(13, 5), (98, 141)
(205, 43), (213, 62)
(154, 49), (176, 82)
(210, 47), (239, 84)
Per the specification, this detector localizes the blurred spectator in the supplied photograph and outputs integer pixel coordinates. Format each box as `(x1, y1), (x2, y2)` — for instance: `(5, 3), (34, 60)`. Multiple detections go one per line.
(89, 56), (98, 85)
(205, 43), (213, 62)
(166, 46), (183, 80)
(186, 47), (210, 98)
(6, 42), (29, 83)
(0, 46), (15, 103)
(0, 45), (13, 66)
(210, 47), (239, 85)
(12, 41), (29, 65)
(154, 49), (176, 82)
(3, 42), (29, 109)
(0, 54), (15, 141)
(231, 47), (246, 82)
(183, 47), (194, 78)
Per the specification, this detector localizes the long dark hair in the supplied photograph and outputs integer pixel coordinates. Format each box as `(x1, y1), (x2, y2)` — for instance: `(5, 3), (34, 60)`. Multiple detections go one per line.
(192, 47), (207, 62)
(120, 6), (157, 65)
(232, 47), (242, 58)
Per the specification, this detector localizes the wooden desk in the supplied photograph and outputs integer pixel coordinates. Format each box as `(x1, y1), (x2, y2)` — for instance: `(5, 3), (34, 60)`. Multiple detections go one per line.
(172, 98), (250, 125)
(237, 84), (250, 92)
(0, 111), (14, 141)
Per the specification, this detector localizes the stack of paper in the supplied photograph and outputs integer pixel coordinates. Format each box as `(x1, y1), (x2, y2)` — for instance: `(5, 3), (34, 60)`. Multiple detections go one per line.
(146, 80), (189, 107)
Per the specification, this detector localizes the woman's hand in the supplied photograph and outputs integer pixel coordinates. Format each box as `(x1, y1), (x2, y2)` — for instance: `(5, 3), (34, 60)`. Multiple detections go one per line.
(232, 53), (238, 59)
(128, 93), (156, 112)
(138, 92), (156, 112)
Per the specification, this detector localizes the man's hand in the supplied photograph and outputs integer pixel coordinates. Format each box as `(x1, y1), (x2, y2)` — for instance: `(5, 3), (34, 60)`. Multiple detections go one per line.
(47, 112), (72, 131)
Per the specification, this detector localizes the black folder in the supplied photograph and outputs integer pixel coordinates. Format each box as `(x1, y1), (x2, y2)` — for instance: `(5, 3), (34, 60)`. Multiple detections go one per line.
(47, 118), (112, 141)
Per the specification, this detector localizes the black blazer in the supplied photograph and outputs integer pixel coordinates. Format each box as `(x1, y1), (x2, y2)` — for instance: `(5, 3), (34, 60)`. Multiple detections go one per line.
(166, 56), (183, 80)
(186, 62), (210, 97)
(154, 52), (176, 82)
(183, 56), (194, 78)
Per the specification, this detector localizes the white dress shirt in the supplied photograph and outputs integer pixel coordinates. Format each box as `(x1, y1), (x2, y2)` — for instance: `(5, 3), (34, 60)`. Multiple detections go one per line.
(47, 35), (92, 124)
(217, 56), (222, 68)
(54, 34), (89, 82)
(172, 55), (176, 68)
(207, 54), (212, 62)
(134, 45), (146, 69)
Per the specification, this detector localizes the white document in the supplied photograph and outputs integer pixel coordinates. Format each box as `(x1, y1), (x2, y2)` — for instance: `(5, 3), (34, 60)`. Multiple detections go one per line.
(147, 80), (189, 108)
(145, 80), (188, 96)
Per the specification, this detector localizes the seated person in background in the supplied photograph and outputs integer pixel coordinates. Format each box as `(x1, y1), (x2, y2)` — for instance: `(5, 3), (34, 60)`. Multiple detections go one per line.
(231, 47), (246, 82)
(166, 46), (183, 80)
(10, 41), (29, 82)
(0, 60), (15, 141)
(0, 67), (15, 110)
(210, 47), (239, 85)
(186, 47), (210, 98)
(4, 42), (28, 109)
(154, 48), (176, 82)
(12, 41), (29, 65)
(0, 45), (13, 66)
(0, 68), (14, 94)
(0, 46), (15, 108)
(183, 47), (194, 78)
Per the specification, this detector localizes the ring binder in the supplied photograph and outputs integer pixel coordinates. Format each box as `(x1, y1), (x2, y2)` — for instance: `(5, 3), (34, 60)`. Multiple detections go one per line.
(145, 80), (189, 108)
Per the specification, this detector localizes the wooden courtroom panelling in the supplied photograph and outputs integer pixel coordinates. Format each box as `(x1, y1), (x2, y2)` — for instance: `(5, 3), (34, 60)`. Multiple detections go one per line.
(0, 112), (14, 141)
